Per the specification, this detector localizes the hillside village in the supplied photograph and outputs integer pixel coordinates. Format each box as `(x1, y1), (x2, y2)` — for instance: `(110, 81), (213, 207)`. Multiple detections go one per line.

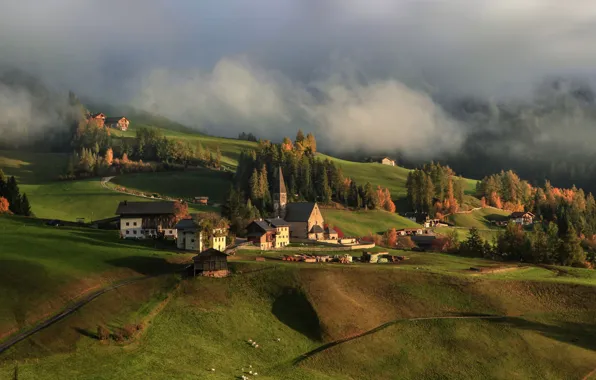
(2, 116), (596, 379)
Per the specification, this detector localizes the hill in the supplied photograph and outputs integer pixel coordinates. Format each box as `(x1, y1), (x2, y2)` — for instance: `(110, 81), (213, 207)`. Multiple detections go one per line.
(2, 252), (596, 379)
(447, 208), (511, 230)
(321, 208), (420, 237)
(0, 215), (186, 338)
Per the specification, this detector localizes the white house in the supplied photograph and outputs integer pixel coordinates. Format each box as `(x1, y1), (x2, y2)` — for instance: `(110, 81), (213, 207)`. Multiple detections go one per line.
(175, 218), (228, 252)
(509, 211), (535, 226)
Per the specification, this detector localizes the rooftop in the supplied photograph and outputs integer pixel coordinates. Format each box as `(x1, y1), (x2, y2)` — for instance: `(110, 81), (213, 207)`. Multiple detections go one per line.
(115, 201), (176, 216)
(285, 202), (316, 222)
(265, 217), (290, 227)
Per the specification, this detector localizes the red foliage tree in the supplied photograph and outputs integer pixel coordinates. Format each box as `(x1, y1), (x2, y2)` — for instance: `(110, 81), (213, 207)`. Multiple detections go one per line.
(173, 201), (189, 222)
(0, 197), (9, 214)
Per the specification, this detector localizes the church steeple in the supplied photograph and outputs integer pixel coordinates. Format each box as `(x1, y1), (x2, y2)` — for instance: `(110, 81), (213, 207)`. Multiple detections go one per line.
(274, 166), (287, 218)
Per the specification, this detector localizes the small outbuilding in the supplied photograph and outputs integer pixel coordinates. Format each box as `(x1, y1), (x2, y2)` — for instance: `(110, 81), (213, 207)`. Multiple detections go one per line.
(192, 248), (229, 278)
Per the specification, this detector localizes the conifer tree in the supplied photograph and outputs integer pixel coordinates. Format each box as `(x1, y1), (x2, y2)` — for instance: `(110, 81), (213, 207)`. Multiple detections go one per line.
(20, 193), (31, 216)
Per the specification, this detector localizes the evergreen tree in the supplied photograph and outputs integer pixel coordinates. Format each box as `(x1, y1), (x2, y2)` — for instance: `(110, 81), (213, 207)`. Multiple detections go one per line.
(249, 169), (260, 202)
(459, 228), (485, 257)
(559, 226), (586, 266)
(6, 176), (21, 214)
(19, 193), (31, 216)
(531, 224), (549, 263)
(216, 145), (222, 168)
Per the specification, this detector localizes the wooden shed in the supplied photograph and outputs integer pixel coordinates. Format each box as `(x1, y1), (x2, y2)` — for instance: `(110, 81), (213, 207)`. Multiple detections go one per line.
(192, 248), (229, 278)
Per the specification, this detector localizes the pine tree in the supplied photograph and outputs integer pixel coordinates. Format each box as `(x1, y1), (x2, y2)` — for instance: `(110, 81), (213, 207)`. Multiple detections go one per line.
(296, 129), (305, 145)
(559, 226), (586, 266)
(216, 145), (222, 169)
(249, 169), (260, 202)
(6, 176), (21, 214)
(531, 224), (549, 263)
(19, 193), (31, 216)
(460, 228), (485, 257)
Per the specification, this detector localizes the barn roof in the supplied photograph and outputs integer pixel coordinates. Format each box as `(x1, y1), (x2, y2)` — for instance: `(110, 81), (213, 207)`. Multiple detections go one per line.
(510, 211), (534, 218)
(115, 201), (176, 216)
(285, 202), (316, 222)
(265, 217), (289, 227)
(90, 112), (105, 118)
(193, 248), (228, 261)
(105, 116), (127, 123)
(175, 218), (197, 230)
(249, 220), (274, 232)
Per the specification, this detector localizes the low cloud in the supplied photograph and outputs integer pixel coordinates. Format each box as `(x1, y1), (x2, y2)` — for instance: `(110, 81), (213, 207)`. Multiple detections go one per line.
(133, 58), (463, 159)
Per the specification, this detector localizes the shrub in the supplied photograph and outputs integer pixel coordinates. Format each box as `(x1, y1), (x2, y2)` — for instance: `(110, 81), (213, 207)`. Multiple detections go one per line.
(112, 330), (125, 342)
(122, 324), (137, 340)
(396, 236), (416, 250)
(97, 325), (110, 341)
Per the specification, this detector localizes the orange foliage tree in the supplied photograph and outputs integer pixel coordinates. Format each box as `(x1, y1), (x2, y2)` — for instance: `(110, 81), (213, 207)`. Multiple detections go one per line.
(0, 197), (10, 214)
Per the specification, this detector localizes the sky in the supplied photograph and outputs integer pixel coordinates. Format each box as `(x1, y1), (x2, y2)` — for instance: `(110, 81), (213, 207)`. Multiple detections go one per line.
(1, 0), (596, 157)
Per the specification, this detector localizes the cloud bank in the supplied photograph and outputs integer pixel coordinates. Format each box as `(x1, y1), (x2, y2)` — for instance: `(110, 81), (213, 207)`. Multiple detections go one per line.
(1, 0), (596, 158)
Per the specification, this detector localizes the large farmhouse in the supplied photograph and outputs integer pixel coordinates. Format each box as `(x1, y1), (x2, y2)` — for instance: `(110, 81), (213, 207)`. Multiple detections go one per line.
(509, 211), (535, 226)
(88, 112), (106, 127)
(105, 116), (129, 131)
(115, 201), (178, 239)
(246, 218), (291, 250)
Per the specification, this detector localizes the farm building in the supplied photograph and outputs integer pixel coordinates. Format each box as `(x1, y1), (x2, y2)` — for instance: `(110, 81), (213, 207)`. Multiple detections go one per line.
(379, 157), (396, 166)
(105, 116), (129, 131)
(285, 202), (325, 240)
(87, 112), (106, 127)
(115, 201), (178, 239)
(246, 220), (276, 250)
(175, 218), (227, 252)
(192, 248), (229, 277)
(509, 211), (534, 226)
(194, 196), (209, 205)
(325, 226), (339, 240)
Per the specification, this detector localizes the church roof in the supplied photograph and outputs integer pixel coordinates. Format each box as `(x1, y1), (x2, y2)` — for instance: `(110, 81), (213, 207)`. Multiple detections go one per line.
(276, 166), (287, 194)
(285, 202), (316, 222)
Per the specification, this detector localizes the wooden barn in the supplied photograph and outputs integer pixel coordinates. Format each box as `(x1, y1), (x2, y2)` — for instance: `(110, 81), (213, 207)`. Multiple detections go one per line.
(192, 248), (229, 277)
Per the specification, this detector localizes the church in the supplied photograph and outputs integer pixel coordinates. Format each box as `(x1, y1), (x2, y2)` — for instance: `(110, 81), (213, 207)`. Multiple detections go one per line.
(273, 167), (328, 240)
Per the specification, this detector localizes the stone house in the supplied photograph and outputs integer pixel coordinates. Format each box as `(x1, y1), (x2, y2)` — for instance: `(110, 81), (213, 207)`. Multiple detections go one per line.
(115, 201), (178, 239)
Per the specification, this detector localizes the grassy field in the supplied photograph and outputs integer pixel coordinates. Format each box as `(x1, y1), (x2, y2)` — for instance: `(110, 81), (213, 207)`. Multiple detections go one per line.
(447, 208), (511, 230)
(2, 255), (596, 379)
(321, 208), (420, 237)
(0, 215), (188, 338)
(110, 169), (233, 203)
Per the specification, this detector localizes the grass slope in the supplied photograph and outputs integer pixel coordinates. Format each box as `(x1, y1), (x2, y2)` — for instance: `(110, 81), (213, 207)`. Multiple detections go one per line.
(0, 215), (187, 336)
(448, 208), (511, 229)
(321, 209), (420, 237)
(2, 259), (596, 379)
(110, 169), (233, 203)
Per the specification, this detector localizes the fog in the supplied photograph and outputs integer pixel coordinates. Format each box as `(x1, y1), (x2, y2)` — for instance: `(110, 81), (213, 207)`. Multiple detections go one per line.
(2, 0), (596, 159)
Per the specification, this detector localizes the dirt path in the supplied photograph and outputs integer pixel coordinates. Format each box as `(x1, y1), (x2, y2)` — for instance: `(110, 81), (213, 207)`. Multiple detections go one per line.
(0, 275), (155, 355)
(293, 314), (507, 364)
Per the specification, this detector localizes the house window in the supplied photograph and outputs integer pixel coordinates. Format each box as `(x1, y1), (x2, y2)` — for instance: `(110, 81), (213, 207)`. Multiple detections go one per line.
(191, 239), (195, 243)
(133, 222), (137, 226)
(133, 230), (137, 235)
(126, 222), (129, 226)
(126, 230), (129, 235)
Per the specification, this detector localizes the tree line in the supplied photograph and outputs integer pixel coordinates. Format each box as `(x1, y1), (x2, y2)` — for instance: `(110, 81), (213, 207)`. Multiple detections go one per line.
(223, 130), (395, 235)
(454, 223), (591, 268)
(0, 169), (32, 216)
(406, 162), (466, 217)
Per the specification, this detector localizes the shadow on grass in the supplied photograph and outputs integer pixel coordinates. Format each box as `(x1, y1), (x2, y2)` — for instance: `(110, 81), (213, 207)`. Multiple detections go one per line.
(272, 288), (322, 342)
(486, 316), (596, 352)
(73, 327), (98, 340)
(106, 256), (183, 276)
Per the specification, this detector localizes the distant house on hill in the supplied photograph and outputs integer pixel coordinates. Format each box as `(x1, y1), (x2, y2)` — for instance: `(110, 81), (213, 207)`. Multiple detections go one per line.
(509, 211), (534, 226)
(175, 218), (227, 252)
(379, 157), (396, 166)
(88, 112), (106, 127)
(403, 212), (442, 227)
(115, 201), (177, 239)
(192, 248), (229, 277)
(105, 116), (129, 131)
(285, 202), (325, 240)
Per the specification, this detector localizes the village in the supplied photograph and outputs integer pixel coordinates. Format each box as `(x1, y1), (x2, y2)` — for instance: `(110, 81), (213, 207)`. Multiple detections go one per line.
(114, 166), (536, 278)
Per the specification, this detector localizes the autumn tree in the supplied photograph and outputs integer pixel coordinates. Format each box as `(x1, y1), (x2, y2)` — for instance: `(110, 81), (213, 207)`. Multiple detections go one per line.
(0, 197), (9, 214)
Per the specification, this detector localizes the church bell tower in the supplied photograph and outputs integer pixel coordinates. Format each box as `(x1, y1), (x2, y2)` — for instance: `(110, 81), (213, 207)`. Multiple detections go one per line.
(274, 166), (287, 219)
